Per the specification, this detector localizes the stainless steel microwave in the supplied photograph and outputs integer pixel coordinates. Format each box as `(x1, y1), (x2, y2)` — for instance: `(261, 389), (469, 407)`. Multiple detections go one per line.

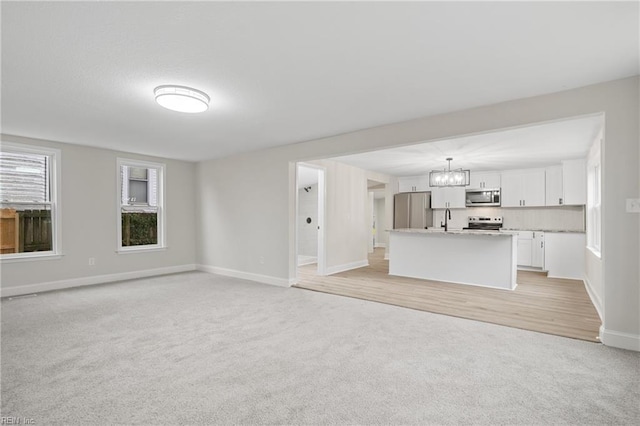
(465, 189), (501, 207)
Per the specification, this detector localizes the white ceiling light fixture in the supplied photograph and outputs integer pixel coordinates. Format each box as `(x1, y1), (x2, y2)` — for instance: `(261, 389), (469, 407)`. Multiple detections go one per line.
(154, 85), (210, 113)
(429, 157), (470, 187)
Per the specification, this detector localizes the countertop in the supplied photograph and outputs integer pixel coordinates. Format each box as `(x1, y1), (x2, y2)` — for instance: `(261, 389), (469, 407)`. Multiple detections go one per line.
(502, 228), (586, 233)
(389, 228), (517, 237)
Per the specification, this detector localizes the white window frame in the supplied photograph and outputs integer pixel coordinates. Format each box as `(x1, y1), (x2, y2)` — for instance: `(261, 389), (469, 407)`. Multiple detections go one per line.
(116, 158), (166, 253)
(0, 141), (62, 262)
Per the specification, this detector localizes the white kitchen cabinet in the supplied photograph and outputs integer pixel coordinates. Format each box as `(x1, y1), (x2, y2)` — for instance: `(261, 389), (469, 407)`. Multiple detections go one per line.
(469, 171), (501, 189)
(398, 176), (429, 193)
(517, 231), (533, 266)
(562, 159), (587, 205)
(517, 230), (545, 268)
(431, 186), (466, 209)
(544, 232), (586, 280)
(532, 231), (545, 268)
(501, 169), (546, 207)
(545, 165), (564, 206)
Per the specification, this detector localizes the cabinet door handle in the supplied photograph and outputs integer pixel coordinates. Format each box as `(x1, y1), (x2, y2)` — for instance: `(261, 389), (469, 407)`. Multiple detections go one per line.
(523, 200), (526, 206)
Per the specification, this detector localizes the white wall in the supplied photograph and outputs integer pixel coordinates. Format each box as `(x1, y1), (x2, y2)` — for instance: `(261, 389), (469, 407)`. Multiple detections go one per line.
(195, 76), (638, 350)
(375, 198), (388, 247)
(297, 184), (318, 257)
(585, 249), (603, 319)
(308, 159), (369, 273)
(1, 134), (197, 294)
(585, 129), (603, 320)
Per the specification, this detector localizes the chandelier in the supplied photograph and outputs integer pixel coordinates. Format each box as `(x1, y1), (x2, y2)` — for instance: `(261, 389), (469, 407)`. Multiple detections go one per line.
(429, 157), (470, 187)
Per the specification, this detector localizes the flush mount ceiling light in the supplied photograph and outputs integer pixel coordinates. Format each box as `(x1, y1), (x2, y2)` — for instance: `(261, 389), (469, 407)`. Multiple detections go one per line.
(154, 85), (209, 113)
(429, 157), (471, 187)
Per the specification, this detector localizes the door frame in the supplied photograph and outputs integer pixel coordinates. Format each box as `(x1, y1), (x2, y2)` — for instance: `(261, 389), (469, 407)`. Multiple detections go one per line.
(295, 162), (327, 278)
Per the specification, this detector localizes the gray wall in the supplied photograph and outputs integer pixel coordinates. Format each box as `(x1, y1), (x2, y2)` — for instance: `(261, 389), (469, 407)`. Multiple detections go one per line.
(1, 134), (197, 291)
(195, 76), (639, 350)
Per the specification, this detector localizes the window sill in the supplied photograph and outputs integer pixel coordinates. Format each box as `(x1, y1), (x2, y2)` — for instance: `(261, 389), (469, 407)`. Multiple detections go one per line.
(117, 246), (167, 254)
(587, 246), (602, 259)
(0, 253), (64, 263)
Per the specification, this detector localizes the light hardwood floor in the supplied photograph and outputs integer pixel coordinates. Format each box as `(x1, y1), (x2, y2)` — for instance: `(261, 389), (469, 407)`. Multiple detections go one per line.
(295, 248), (601, 342)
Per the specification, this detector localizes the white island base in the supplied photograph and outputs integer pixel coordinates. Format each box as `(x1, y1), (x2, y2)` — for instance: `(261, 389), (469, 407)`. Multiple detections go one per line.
(389, 229), (518, 290)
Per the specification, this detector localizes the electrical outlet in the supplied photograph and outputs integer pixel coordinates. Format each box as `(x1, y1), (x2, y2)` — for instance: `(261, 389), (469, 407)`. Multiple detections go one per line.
(88, 257), (96, 266)
(259, 256), (265, 264)
(626, 198), (640, 213)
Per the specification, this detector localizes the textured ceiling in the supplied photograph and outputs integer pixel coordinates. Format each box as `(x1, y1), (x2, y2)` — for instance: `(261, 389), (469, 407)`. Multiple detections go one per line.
(1, 2), (637, 162)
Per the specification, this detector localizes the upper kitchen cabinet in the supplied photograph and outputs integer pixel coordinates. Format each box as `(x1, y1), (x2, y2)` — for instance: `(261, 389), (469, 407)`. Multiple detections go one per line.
(562, 159), (587, 205)
(397, 175), (429, 193)
(545, 165), (563, 206)
(431, 186), (466, 209)
(501, 168), (545, 207)
(469, 171), (501, 189)
(544, 159), (587, 206)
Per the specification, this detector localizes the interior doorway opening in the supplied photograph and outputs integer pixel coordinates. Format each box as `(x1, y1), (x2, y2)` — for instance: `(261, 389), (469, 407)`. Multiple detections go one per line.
(367, 179), (387, 255)
(296, 163), (326, 276)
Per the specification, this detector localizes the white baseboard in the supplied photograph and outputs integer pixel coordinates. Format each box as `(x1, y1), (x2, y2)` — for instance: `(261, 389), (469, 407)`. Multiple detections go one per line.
(325, 259), (368, 276)
(1, 264), (197, 298)
(197, 264), (291, 287)
(583, 276), (603, 321)
(374, 243), (387, 248)
(600, 326), (640, 351)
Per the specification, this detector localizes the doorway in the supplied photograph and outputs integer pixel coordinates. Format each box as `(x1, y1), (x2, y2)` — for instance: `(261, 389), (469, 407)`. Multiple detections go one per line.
(367, 179), (387, 255)
(296, 163), (326, 276)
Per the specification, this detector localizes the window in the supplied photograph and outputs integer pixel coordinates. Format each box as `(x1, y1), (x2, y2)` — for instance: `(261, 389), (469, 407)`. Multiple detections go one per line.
(0, 142), (61, 259)
(117, 158), (165, 252)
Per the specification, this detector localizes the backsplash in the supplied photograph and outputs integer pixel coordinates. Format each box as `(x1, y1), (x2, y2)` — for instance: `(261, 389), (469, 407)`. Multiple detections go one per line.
(432, 205), (585, 232)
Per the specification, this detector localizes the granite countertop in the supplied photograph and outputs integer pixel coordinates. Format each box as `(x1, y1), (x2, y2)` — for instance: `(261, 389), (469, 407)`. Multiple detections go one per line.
(502, 228), (586, 233)
(389, 228), (518, 236)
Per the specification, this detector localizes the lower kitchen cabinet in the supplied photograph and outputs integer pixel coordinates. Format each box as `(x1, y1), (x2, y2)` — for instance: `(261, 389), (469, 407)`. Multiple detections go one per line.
(544, 232), (586, 280)
(516, 231), (544, 268)
(532, 232), (544, 268)
(517, 231), (533, 266)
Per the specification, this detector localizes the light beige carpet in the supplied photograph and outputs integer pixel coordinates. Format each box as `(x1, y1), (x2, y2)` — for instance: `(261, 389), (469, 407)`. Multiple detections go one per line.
(1, 271), (639, 425)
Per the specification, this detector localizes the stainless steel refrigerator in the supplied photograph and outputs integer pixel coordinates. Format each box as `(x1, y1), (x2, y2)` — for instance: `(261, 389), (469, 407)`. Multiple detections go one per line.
(394, 192), (433, 229)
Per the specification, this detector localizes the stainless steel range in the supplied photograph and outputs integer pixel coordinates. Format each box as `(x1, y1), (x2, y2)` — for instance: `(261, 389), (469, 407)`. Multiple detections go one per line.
(463, 216), (503, 231)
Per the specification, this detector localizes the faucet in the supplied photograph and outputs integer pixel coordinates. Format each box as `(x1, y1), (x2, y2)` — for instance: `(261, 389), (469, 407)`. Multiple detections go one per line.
(440, 208), (452, 232)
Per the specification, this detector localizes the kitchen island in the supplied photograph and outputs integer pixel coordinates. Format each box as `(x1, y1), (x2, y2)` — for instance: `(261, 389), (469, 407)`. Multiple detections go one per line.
(388, 229), (518, 290)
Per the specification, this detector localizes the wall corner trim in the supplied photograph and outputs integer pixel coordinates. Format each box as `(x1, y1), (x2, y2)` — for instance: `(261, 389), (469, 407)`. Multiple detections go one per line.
(0, 264), (197, 298)
(197, 264), (291, 287)
(600, 326), (640, 352)
(325, 259), (369, 276)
